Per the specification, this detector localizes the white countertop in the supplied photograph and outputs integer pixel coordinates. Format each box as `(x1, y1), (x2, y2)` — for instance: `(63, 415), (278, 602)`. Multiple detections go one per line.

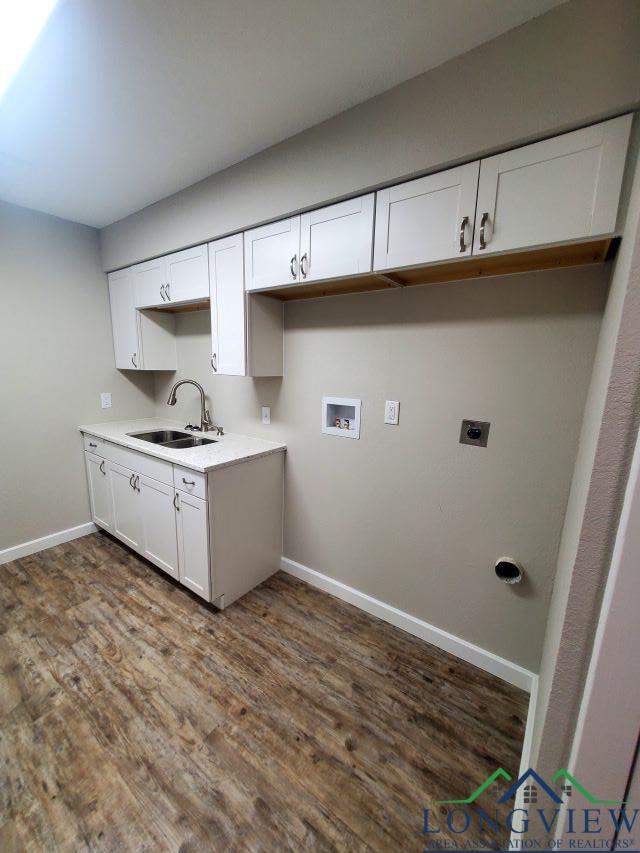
(79, 418), (286, 473)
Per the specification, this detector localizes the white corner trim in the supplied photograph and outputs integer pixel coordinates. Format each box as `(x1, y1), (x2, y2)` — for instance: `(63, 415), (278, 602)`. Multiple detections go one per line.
(281, 556), (535, 692)
(510, 676), (539, 847)
(0, 522), (98, 566)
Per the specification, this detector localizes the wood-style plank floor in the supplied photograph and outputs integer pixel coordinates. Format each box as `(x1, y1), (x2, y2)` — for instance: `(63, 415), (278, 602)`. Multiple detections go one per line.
(0, 532), (527, 851)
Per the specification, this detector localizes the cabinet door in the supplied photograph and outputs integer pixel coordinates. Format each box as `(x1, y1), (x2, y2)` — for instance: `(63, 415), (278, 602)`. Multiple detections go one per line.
(139, 476), (179, 580)
(85, 451), (113, 532)
(374, 162), (479, 271)
(209, 234), (246, 376)
(108, 268), (141, 370)
(300, 194), (374, 283)
(132, 257), (167, 309)
(176, 491), (210, 600)
(244, 216), (300, 292)
(165, 245), (209, 303)
(108, 462), (143, 551)
(473, 114), (632, 256)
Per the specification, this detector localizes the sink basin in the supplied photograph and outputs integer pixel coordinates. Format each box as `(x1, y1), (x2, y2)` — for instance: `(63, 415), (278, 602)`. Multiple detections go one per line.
(128, 429), (217, 449)
(161, 436), (217, 449)
(129, 429), (191, 444)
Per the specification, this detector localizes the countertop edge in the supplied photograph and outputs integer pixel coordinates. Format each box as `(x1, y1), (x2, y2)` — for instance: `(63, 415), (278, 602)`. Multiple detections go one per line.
(79, 423), (286, 474)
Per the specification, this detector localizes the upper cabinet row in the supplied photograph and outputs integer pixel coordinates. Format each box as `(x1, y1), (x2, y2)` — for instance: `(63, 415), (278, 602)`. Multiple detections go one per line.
(108, 238), (283, 375)
(107, 114), (632, 373)
(244, 113), (632, 292)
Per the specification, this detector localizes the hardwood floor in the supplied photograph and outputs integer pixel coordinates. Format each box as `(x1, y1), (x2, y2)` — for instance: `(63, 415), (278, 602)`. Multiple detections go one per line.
(0, 532), (527, 851)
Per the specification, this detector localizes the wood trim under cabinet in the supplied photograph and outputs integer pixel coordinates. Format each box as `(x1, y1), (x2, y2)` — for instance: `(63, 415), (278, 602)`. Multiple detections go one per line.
(263, 237), (615, 301)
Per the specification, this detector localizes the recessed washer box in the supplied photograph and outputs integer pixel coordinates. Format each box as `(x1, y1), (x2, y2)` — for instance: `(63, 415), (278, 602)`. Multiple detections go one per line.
(322, 396), (361, 439)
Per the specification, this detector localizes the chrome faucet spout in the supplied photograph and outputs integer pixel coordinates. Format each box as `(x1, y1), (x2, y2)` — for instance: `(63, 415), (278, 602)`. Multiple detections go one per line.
(166, 379), (221, 433)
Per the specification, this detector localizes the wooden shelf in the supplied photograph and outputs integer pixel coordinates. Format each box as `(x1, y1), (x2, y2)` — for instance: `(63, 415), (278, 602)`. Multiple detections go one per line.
(150, 299), (211, 314)
(262, 238), (616, 302)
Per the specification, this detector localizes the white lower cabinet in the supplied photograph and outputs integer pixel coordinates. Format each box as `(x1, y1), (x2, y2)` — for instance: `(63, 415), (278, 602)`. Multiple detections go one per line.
(175, 491), (210, 599)
(85, 452), (113, 532)
(83, 438), (284, 608)
(108, 461), (143, 551)
(139, 475), (180, 580)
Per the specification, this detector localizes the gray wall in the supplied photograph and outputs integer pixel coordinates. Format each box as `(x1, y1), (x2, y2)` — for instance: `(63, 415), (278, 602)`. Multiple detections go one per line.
(153, 266), (607, 671)
(0, 201), (155, 552)
(101, 0), (640, 271)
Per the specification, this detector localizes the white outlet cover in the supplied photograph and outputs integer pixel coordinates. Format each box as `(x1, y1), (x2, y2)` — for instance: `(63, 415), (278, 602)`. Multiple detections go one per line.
(100, 392), (112, 409)
(261, 406), (271, 425)
(384, 400), (399, 424)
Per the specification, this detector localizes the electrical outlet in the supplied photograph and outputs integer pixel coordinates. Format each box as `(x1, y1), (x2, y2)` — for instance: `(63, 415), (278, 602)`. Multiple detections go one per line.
(261, 406), (271, 425)
(100, 392), (112, 409)
(384, 400), (399, 425)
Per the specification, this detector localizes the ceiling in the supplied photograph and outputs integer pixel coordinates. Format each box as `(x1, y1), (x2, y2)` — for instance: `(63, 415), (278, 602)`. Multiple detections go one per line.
(0, 0), (564, 228)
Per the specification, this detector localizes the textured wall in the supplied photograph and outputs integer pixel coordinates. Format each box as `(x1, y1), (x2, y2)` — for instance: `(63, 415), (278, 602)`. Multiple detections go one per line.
(153, 265), (606, 670)
(0, 202), (155, 551)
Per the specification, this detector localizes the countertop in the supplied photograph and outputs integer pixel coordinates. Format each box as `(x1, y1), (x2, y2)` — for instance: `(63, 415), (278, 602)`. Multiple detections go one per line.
(79, 418), (286, 473)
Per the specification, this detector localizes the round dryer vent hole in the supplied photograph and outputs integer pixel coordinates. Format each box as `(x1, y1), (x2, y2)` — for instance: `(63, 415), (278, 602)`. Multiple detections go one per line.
(495, 557), (524, 584)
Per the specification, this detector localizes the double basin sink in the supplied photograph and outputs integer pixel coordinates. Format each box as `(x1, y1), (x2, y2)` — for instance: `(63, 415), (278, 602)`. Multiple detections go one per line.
(128, 429), (217, 450)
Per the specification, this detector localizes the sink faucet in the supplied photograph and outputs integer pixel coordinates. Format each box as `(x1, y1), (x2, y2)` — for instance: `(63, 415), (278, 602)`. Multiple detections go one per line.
(166, 379), (223, 434)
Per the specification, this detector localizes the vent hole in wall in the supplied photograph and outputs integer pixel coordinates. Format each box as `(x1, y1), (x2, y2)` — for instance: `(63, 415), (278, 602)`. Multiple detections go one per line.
(495, 558), (523, 584)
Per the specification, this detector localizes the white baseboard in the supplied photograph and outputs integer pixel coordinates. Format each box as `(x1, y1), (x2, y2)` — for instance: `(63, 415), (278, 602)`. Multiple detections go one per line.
(0, 522), (98, 566)
(281, 556), (535, 692)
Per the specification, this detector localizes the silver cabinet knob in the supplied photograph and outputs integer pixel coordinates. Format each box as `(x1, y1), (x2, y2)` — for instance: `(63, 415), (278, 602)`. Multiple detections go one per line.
(182, 478), (195, 486)
(99, 460), (106, 475)
(300, 253), (308, 278)
(165, 283), (170, 300)
(290, 254), (297, 279)
(479, 212), (489, 250)
(211, 353), (217, 372)
(173, 492), (180, 511)
(160, 284), (166, 301)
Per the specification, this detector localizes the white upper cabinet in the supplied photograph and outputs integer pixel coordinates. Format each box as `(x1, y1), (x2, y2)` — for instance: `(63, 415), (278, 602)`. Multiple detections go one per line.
(165, 244), (209, 303)
(299, 195), (374, 283)
(473, 114), (632, 256)
(133, 244), (209, 308)
(108, 268), (141, 370)
(244, 216), (301, 292)
(374, 162), (480, 271)
(132, 257), (166, 308)
(209, 234), (246, 376)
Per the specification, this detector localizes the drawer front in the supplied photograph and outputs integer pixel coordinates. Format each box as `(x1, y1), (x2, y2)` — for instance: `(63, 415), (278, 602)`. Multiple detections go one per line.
(83, 435), (105, 455)
(100, 441), (174, 486)
(174, 465), (207, 500)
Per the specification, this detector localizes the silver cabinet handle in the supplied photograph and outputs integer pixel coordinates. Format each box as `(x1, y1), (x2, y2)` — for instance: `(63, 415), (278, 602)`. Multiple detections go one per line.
(173, 492), (180, 511)
(182, 478), (195, 486)
(211, 353), (217, 372)
(88, 441), (97, 448)
(290, 254), (297, 279)
(135, 475), (140, 492)
(160, 284), (166, 301)
(99, 460), (106, 475)
(131, 353), (137, 368)
(129, 474), (135, 489)
(300, 253), (308, 278)
(479, 212), (489, 250)
(165, 283), (170, 300)
(459, 216), (469, 253)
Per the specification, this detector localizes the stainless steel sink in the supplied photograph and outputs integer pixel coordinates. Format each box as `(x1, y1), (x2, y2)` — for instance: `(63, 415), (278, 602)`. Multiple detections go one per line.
(128, 429), (217, 449)
(162, 436), (217, 449)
